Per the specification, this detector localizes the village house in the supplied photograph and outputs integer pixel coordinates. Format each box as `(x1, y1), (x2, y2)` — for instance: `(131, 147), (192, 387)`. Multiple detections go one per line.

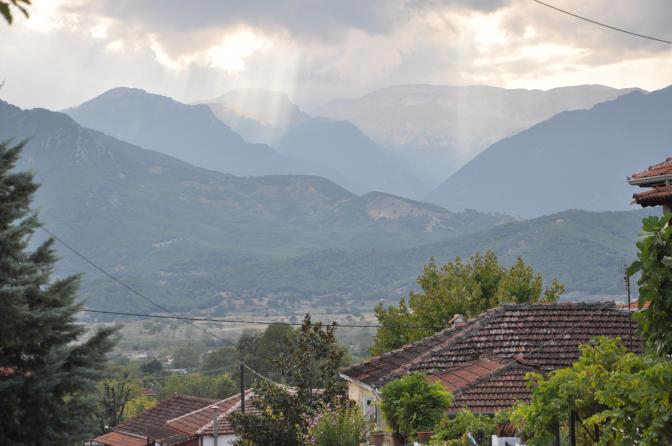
(629, 156), (672, 212)
(166, 389), (256, 446)
(92, 391), (256, 446)
(92, 395), (217, 446)
(340, 302), (641, 442)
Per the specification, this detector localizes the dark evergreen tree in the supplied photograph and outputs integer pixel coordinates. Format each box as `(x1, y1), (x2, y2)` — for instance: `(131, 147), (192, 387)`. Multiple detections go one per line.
(0, 141), (117, 445)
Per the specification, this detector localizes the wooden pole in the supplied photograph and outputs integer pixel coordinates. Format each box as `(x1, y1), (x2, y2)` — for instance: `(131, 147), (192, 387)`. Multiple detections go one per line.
(554, 419), (561, 446)
(569, 411), (576, 446)
(240, 362), (246, 414)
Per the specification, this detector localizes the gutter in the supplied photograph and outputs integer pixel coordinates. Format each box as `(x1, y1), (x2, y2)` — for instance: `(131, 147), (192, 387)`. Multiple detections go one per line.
(628, 173), (672, 186)
(339, 372), (381, 396)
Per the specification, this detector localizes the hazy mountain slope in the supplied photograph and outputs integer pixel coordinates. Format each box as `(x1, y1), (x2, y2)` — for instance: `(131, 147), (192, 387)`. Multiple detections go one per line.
(65, 87), (298, 176)
(428, 86), (672, 217)
(275, 118), (430, 197)
(215, 209), (652, 302)
(0, 99), (507, 312)
(316, 84), (637, 180)
(204, 88), (432, 197)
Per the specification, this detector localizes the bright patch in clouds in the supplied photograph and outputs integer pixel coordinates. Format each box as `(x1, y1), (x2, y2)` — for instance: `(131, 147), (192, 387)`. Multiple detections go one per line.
(206, 29), (273, 73)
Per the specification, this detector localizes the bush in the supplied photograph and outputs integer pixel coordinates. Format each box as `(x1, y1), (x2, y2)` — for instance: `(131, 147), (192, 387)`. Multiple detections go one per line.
(380, 372), (452, 442)
(430, 409), (509, 446)
(305, 402), (369, 446)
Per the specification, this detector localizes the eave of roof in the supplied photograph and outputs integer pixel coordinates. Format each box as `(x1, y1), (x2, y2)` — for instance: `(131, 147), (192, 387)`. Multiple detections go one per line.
(94, 431), (149, 446)
(633, 185), (672, 207)
(629, 157), (672, 186)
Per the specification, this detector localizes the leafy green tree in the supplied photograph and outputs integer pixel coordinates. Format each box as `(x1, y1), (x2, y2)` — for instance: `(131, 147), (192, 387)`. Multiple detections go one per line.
(159, 372), (236, 400)
(0, 141), (117, 444)
(230, 314), (346, 446)
(95, 380), (131, 433)
(371, 252), (563, 354)
(628, 215), (672, 355)
(305, 400), (370, 446)
(512, 337), (672, 446)
(379, 372), (452, 444)
(172, 346), (201, 370)
(430, 409), (510, 446)
(0, 0), (29, 24)
(139, 358), (163, 375)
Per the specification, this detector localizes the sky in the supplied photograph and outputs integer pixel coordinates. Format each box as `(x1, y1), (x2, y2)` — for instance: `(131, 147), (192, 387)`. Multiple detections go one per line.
(0, 0), (670, 111)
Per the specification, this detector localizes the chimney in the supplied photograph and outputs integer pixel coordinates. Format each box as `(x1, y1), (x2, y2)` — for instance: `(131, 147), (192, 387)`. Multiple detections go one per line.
(449, 314), (466, 328)
(212, 405), (219, 446)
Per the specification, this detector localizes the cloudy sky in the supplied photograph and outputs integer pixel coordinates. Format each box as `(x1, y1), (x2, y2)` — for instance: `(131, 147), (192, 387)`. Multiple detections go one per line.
(0, 0), (670, 110)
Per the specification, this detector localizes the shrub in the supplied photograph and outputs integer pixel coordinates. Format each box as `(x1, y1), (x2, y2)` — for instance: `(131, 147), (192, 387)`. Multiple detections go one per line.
(380, 372), (452, 442)
(305, 402), (370, 446)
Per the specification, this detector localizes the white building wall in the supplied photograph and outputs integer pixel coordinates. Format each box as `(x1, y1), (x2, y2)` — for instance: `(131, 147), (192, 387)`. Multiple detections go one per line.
(201, 434), (238, 446)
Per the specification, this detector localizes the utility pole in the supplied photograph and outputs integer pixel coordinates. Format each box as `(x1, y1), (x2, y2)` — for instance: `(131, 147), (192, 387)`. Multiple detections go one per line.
(569, 411), (576, 446)
(240, 361), (246, 414)
(212, 406), (219, 446)
(624, 264), (633, 351)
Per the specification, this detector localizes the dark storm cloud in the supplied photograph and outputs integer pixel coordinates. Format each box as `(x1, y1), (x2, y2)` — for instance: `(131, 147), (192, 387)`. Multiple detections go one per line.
(68, 0), (410, 41)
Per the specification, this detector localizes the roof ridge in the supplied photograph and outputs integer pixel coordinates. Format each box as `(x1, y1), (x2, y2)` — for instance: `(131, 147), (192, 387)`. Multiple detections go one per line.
(166, 392), (243, 425)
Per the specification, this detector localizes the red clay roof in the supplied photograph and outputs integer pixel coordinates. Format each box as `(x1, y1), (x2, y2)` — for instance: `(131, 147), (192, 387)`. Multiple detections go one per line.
(427, 358), (504, 392)
(633, 185), (672, 207)
(630, 157), (672, 183)
(94, 431), (149, 446)
(111, 394), (216, 445)
(341, 321), (472, 388)
(167, 390), (254, 436)
(448, 362), (536, 414)
(344, 303), (641, 414)
(413, 303), (640, 373)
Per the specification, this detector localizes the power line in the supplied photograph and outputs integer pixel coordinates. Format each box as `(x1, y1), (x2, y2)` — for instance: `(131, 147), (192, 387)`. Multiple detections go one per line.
(81, 308), (440, 330)
(40, 226), (238, 348)
(530, 0), (672, 45)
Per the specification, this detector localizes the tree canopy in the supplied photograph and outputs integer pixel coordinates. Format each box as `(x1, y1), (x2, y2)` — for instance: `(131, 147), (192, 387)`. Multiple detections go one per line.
(628, 215), (672, 355)
(379, 372), (452, 443)
(512, 337), (672, 446)
(371, 251), (563, 354)
(0, 141), (116, 444)
(230, 314), (346, 446)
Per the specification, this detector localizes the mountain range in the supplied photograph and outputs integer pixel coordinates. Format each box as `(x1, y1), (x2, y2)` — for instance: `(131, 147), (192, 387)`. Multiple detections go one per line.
(428, 86), (672, 217)
(316, 84), (637, 180)
(0, 98), (509, 313)
(68, 87), (429, 198)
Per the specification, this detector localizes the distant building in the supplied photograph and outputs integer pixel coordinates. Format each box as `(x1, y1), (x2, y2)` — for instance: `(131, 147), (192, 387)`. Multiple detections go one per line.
(629, 157), (672, 212)
(93, 394), (216, 446)
(91, 391), (256, 446)
(340, 303), (641, 440)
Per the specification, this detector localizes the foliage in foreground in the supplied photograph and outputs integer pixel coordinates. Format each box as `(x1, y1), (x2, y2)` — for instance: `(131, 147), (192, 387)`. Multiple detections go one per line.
(0, 141), (116, 444)
(429, 409), (510, 446)
(304, 400), (370, 446)
(512, 337), (672, 446)
(380, 372), (452, 443)
(0, 0), (29, 24)
(371, 251), (564, 354)
(159, 372), (236, 400)
(230, 314), (346, 446)
(628, 214), (672, 356)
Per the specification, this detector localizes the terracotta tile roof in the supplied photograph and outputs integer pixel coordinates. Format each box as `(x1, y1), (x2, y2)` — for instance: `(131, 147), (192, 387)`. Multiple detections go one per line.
(633, 185), (672, 207)
(202, 398), (264, 436)
(341, 320), (475, 388)
(167, 390), (255, 436)
(427, 358), (505, 392)
(94, 431), (149, 446)
(112, 394), (216, 445)
(413, 303), (641, 373)
(344, 303), (642, 415)
(448, 362), (537, 415)
(630, 157), (672, 183)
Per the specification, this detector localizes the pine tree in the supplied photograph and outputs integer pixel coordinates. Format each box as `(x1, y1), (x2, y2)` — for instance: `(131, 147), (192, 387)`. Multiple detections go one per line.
(0, 141), (117, 445)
